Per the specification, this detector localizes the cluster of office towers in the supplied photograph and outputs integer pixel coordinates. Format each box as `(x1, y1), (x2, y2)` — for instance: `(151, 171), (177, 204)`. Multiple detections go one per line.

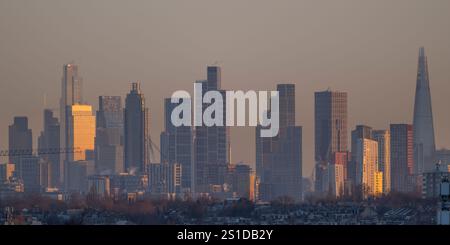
(2, 47), (440, 201)
(315, 47), (438, 198)
(4, 66), (257, 201)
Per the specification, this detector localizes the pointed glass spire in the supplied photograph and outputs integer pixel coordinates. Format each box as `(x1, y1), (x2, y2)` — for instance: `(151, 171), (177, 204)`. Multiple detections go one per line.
(413, 47), (436, 174)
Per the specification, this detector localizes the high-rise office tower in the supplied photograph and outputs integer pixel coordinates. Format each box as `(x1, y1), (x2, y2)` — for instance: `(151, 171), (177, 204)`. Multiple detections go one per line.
(413, 47), (436, 174)
(60, 63), (83, 184)
(67, 105), (96, 162)
(65, 104), (95, 191)
(355, 138), (382, 197)
(17, 156), (46, 193)
(372, 130), (391, 193)
(160, 98), (193, 191)
(256, 84), (302, 202)
(8, 117), (32, 165)
(328, 162), (345, 198)
(348, 125), (373, 190)
(194, 66), (230, 193)
(95, 96), (124, 174)
(124, 82), (149, 174)
(314, 91), (348, 195)
(38, 109), (60, 188)
(390, 124), (414, 193)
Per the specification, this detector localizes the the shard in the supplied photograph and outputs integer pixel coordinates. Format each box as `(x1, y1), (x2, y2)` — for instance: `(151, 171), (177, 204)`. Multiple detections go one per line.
(413, 47), (436, 174)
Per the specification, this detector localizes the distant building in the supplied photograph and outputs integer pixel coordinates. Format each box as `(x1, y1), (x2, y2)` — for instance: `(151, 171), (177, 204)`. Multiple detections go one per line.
(17, 156), (45, 193)
(372, 130), (391, 193)
(0, 163), (15, 183)
(160, 98), (193, 191)
(435, 149), (450, 170)
(328, 162), (345, 198)
(8, 116), (32, 165)
(390, 124), (414, 193)
(87, 175), (111, 199)
(194, 66), (230, 193)
(60, 63), (83, 185)
(67, 104), (96, 162)
(256, 84), (302, 202)
(422, 164), (449, 199)
(38, 109), (61, 188)
(314, 91), (348, 196)
(95, 96), (124, 174)
(110, 173), (148, 196)
(413, 47), (436, 174)
(349, 125), (373, 190)
(67, 160), (95, 193)
(124, 82), (149, 174)
(356, 138), (382, 197)
(148, 162), (182, 194)
(226, 164), (256, 201)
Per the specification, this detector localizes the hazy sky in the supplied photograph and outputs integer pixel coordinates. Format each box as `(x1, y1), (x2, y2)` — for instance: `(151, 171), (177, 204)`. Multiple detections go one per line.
(1, 0), (450, 177)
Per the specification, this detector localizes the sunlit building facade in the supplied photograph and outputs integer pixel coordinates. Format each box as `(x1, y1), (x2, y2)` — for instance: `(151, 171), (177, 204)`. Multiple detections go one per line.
(67, 104), (96, 162)
(356, 138), (381, 197)
(372, 130), (391, 194)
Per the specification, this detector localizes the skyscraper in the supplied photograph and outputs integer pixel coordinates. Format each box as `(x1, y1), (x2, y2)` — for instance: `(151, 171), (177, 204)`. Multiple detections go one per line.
(413, 47), (436, 174)
(314, 91), (348, 195)
(60, 63), (83, 185)
(38, 109), (60, 188)
(349, 125), (373, 190)
(372, 130), (391, 193)
(17, 156), (44, 193)
(67, 105), (96, 162)
(160, 98), (193, 191)
(124, 82), (149, 174)
(355, 138), (382, 197)
(328, 162), (345, 198)
(95, 96), (124, 174)
(194, 66), (230, 193)
(390, 124), (414, 193)
(256, 84), (302, 202)
(8, 117), (32, 165)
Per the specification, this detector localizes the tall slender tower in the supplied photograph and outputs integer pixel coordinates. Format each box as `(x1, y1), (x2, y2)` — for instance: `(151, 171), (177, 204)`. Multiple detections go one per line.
(38, 110), (60, 188)
(60, 63), (82, 185)
(413, 47), (436, 174)
(390, 124), (414, 193)
(95, 96), (124, 174)
(194, 66), (230, 193)
(314, 91), (348, 195)
(124, 82), (149, 174)
(161, 98), (193, 191)
(256, 84), (302, 202)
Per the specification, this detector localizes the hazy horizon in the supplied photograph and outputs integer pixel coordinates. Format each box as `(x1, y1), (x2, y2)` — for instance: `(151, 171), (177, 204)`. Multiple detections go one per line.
(1, 0), (450, 177)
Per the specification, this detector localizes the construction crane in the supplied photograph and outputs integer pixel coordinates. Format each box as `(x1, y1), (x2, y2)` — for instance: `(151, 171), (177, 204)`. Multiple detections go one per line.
(0, 147), (81, 157)
(146, 135), (163, 164)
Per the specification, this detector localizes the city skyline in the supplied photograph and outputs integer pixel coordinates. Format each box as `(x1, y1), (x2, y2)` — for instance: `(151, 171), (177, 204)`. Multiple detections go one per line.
(2, 1), (450, 178)
(1, 48), (449, 177)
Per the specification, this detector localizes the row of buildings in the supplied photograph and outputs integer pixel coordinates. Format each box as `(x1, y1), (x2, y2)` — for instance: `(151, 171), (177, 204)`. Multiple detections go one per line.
(314, 47), (449, 199)
(1, 47), (448, 202)
(1, 65), (259, 202)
